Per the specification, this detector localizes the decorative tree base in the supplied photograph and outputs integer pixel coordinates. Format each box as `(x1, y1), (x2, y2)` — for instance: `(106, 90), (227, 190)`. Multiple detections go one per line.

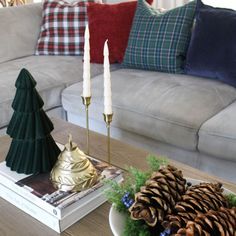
(6, 135), (60, 174)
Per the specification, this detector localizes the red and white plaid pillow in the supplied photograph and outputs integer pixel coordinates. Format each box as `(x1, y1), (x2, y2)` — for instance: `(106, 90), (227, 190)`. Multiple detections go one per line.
(36, 0), (95, 56)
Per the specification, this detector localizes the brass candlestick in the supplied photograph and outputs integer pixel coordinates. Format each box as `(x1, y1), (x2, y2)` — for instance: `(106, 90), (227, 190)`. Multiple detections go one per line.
(81, 96), (91, 155)
(103, 113), (113, 164)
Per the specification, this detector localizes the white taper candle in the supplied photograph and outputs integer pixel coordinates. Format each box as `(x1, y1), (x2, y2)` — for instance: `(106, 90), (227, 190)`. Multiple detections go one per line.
(103, 40), (112, 114)
(82, 24), (91, 97)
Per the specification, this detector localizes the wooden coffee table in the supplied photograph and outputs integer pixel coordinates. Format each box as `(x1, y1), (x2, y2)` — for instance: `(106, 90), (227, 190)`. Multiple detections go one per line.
(0, 118), (235, 236)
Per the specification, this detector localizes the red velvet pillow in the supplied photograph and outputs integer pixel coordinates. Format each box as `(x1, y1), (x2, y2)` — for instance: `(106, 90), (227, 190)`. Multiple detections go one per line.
(87, 0), (153, 64)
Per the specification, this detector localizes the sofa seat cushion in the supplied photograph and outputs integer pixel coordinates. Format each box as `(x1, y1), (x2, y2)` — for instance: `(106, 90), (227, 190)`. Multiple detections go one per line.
(62, 68), (236, 150)
(198, 101), (236, 162)
(0, 55), (105, 129)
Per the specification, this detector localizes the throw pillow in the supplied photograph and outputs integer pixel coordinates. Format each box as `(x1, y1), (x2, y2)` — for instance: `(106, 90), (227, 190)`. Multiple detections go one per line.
(87, 0), (153, 64)
(122, 0), (197, 73)
(185, 0), (236, 87)
(36, 0), (95, 56)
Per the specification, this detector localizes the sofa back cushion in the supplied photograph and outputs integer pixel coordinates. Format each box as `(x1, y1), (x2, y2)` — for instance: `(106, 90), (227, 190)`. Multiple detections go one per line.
(0, 3), (42, 64)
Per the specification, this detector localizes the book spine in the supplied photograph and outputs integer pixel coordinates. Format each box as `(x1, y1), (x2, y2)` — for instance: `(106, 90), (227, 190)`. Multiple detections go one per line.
(0, 173), (62, 218)
(0, 184), (61, 233)
(60, 191), (108, 230)
(60, 175), (123, 218)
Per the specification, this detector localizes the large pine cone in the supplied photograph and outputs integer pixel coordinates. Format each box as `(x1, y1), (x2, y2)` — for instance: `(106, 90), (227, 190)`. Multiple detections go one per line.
(175, 207), (236, 236)
(164, 182), (229, 233)
(129, 165), (186, 227)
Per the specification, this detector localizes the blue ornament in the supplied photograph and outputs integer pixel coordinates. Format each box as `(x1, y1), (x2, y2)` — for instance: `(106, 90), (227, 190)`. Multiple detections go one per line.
(160, 228), (171, 236)
(121, 192), (134, 208)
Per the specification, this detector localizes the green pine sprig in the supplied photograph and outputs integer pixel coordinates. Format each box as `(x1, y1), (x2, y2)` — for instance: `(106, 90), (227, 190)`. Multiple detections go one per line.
(104, 155), (168, 213)
(146, 155), (168, 172)
(125, 166), (150, 194)
(123, 216), (151, 236)
(104, 179), (127, 212)
(104, 166), (150, 213)
(225, 193), (236, 207)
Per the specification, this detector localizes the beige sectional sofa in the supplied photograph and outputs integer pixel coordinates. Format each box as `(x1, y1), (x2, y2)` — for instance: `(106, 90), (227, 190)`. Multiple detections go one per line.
(1, 3), (236, 182)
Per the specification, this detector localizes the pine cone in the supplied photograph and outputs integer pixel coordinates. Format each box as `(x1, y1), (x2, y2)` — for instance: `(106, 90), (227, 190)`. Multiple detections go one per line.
(129, 165), (186, 227)
(175, 207), (236, 236)
(164, 182), (229, 233)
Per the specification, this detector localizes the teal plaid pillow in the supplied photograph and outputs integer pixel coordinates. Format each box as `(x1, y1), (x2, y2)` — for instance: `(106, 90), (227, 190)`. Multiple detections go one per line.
(122, 0), (196, 73)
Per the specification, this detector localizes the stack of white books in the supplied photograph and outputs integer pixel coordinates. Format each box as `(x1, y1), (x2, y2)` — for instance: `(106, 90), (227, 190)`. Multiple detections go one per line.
(0, 157), (123, 233)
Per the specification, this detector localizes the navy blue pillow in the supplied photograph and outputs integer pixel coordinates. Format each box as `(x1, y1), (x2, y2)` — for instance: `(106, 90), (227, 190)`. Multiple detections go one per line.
(185, 0), (236, 87)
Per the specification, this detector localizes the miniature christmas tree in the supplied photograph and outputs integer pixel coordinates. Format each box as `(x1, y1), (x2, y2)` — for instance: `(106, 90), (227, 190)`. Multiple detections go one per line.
(5, 68), (60, 174)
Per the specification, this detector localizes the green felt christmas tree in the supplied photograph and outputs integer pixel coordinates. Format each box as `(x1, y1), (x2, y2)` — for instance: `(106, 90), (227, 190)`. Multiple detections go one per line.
(5, 68), (60, 174)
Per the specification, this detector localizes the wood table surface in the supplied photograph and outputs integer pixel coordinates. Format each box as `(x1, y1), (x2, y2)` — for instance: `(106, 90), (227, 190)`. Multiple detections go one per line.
(0, 118), (235, 236)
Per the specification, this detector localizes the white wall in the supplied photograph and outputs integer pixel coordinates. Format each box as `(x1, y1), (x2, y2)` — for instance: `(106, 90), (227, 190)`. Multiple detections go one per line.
(202, 0), (236, 10)
(156, 0), (236, 10)
(156, 0), (189, 9)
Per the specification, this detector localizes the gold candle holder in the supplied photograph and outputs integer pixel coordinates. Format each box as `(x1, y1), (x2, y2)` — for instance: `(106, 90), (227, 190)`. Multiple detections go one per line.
(81, 96), (91, 155)
(103, 113), (113, 164)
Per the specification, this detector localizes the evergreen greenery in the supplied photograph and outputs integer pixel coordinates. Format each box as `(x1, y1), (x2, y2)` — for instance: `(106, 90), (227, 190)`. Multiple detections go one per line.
(105, 155), (168, 235)
(126, 166), (150, 194)
(123, 216), (151, 236)
(146, 155), (168, 173)
(225, 193), (236, 207)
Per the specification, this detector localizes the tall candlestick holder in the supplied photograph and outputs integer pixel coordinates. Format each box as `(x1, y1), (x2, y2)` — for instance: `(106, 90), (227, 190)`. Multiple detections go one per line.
(103, 113), (113, 164)
(81, 96), (91, 155)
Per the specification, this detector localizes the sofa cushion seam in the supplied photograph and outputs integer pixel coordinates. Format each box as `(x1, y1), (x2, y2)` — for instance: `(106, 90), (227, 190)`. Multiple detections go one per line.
(199, 130), (236, 141)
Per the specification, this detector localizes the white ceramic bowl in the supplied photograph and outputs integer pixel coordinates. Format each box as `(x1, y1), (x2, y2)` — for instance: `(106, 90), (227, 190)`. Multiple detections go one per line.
(109, 178), (234, 236)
